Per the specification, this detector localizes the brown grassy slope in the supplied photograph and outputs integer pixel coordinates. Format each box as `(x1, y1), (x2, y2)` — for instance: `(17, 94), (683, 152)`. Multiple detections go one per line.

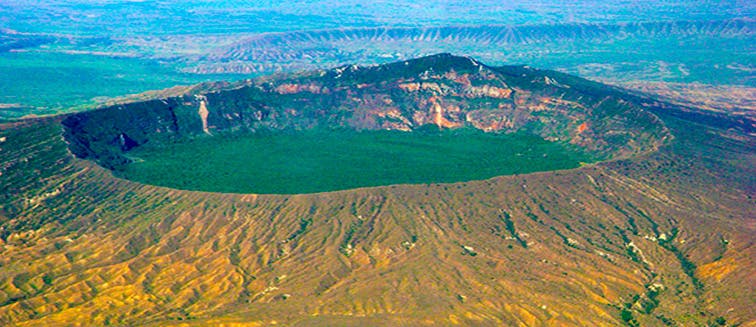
(0, 114), (754, 326)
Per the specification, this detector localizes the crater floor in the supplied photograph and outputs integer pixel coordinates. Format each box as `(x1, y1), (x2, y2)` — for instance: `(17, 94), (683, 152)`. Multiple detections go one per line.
(117, 128), (593, 194)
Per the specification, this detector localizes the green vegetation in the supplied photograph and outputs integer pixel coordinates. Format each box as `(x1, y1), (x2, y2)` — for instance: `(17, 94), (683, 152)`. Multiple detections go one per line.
(658, 227), (703, 291)
(522, 36), (755, 86)
(288, 217), (313, 241)
(0, 51), (245, 119)
(340, 219), (364, 256)
(711, 316), (727, 326)
(499, 210), (528, 248)
(620, 308), (640, 327)
(117, 128), (593, 194)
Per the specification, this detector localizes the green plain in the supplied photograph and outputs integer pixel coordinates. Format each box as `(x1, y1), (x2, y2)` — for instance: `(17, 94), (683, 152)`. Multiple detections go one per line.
(0, 51), (247, 118)
(117, 128), (593, 194)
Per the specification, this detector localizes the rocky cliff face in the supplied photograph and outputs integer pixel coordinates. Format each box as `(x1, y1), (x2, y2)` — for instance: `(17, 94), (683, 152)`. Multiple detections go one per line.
(62, 54), (670, 171)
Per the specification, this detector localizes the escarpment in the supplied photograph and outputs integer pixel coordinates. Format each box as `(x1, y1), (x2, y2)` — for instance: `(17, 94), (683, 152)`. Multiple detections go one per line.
(62, 54), (670, 172)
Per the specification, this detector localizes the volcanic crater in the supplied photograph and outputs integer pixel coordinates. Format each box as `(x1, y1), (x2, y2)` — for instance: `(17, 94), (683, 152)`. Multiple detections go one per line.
(61, 54), (670, 194)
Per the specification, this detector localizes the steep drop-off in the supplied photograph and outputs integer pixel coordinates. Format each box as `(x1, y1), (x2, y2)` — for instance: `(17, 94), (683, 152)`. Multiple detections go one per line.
(61, 54), (669, 176)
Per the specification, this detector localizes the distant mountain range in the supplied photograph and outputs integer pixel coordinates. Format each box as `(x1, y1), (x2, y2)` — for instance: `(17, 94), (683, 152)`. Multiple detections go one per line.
(190, 19), (754, 75)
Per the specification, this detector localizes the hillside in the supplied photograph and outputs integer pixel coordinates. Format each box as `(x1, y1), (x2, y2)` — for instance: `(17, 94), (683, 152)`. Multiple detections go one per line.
(0, 55), (754, 326)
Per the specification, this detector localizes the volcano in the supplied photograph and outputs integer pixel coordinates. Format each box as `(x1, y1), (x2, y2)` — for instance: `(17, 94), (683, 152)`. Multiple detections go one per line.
(0, 54), (754, 326)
